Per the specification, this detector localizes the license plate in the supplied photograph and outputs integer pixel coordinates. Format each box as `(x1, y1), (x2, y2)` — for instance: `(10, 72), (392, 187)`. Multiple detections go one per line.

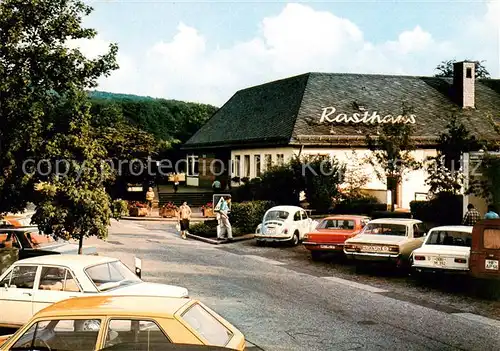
(266, 228), (276, 234)
(485, 260), (499, 270)
(362, 246), (381, 251)
(320, 245), (336, 249)
(433, 257), (445, 266)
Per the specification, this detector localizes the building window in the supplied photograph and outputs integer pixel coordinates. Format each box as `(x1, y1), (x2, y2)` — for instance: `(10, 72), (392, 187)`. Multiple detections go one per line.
(255, 155), (261, 177)
(234, 155), (240, 177)
(466, 67), (472, 78)
(187, 155), (199, 176)
(277, 154), (284, 166)
(244, 155), (250, 178)
(265, 154), (272, 170)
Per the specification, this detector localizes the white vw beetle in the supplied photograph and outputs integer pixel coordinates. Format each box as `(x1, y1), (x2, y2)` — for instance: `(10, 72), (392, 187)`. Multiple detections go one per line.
(0, 254), (188, 328)
(255, 205), (318, 246)
(411, 225), (473, 275)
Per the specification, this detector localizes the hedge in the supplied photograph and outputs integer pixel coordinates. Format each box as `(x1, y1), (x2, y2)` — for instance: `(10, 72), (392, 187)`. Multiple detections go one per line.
(188, 200), (275, 237)
(371, 211), (412, 219)
(229, 200), (275, 234)
(329, 196), (387, 216)
(410, 193), (463, 225)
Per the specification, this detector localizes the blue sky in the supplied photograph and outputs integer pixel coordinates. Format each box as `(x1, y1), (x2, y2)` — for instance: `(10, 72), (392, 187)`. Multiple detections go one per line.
(78, 1), (500, 105)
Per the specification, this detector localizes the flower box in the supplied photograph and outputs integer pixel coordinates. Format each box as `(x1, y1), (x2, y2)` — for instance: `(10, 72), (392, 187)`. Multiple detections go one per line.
(161, 208), (177, 218)
(129, 207), (148, 217)
(203, 208), (215, 218)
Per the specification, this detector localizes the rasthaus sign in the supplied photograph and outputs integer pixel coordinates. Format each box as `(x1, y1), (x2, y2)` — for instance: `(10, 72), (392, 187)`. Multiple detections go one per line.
(320, 106), (416, 124)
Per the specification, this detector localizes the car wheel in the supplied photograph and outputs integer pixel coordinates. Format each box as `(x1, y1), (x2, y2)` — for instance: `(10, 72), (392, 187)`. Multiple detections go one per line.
(290, 231), (300, 246)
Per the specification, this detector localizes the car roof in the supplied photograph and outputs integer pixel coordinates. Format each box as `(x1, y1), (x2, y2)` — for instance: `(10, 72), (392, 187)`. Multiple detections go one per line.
(428, 225), (473, 233)
(0, 226), (39, 232)
(34, 295), (193, 319)
(267, 205), (304, 212)
(322, 215), (370, 220)
(14, 254), (117, 268)
(368, 218), (422, 224)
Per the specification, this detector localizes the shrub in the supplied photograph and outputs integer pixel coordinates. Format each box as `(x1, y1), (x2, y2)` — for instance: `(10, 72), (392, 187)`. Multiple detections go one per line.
(112, 199), (129, 220)
(371, 211), (412, 219)
(410, 192), (463, 225)
(229, 200), (275, 234)
(330, 195), (386, 216)
(189, 220), (242, 238)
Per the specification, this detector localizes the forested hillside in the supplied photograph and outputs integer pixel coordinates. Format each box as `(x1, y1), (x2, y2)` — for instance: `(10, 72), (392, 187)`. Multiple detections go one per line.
(88, 90), (218, 143)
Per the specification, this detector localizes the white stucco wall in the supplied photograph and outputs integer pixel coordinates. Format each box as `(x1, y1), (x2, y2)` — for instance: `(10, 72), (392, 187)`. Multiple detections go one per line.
(230, 146), (437, 209)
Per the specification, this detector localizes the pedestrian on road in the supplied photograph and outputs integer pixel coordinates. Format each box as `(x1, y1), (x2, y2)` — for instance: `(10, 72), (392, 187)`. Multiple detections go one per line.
(217, 196), (232, 241)
(145, 187), (155, 216)
(177, 201), (192, 240)
(462, 204), (481, 226)
(173, 173), (180, 193)
(484, 204), (500, 219)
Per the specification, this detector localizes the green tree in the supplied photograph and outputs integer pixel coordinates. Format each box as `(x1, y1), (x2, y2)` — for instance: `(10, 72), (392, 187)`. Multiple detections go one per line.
(0, 0), (118, 251)
(366, 123), (421, 211)
(434, 59), (490, 79)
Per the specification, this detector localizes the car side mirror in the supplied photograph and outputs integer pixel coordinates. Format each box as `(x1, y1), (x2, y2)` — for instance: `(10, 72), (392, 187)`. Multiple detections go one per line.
(134, 257), (142, 279)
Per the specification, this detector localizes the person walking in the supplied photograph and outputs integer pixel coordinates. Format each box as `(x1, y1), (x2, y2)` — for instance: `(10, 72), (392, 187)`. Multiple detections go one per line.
(217, 196), (232, 241)
(177, 201), (192, 239)
(484, 204), (500, 219)
(173, 173), (180, 193)
(145, 187), (155, 216)
(462, 204), (481, 226)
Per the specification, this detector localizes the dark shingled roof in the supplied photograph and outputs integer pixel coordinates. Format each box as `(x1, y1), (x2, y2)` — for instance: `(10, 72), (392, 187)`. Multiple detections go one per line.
(183, 72), (500, 149)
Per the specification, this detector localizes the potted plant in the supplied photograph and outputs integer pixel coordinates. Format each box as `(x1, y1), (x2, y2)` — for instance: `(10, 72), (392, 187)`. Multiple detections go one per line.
(160, 202), (178, 218)
(128, 201), (148, 217)
(201, 202), (215, 217)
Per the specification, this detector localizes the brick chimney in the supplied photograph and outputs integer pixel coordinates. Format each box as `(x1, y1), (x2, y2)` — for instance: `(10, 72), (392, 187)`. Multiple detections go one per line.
(453, 61), (475, 108)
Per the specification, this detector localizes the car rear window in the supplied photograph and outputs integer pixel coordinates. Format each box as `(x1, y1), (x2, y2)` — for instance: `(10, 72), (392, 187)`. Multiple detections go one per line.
(362, 223), (407, 236)
(483, 229), (500, 249)
(426, 230), (472, 247)
(317, 219), (355, 230)
(181, 303), (233, 346)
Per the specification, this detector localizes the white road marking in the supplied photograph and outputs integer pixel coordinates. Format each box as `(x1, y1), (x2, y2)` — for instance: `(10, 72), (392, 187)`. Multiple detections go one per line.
(452, 313), (500, 328)
(243, 255), (286, 265)
(321, 276), (389, 293)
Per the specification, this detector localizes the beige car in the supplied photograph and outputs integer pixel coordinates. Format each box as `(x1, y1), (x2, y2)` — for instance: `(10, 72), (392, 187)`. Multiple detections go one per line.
(344, 218), (426, 268)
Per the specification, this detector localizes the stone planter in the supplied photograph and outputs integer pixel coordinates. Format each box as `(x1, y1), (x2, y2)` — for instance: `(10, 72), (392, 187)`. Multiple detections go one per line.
(160, 208), (177, 218)
(203, 208), (215, 218)
(129, 207), (148, 217)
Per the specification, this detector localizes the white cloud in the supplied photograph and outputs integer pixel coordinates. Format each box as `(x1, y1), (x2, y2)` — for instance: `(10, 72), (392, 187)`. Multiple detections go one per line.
(90, 1), (500, 106)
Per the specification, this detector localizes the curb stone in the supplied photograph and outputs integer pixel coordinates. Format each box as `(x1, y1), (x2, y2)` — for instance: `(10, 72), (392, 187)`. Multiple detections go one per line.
(185, 233), (255, 245)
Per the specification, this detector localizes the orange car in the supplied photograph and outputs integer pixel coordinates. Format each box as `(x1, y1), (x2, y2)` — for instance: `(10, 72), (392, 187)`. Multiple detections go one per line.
(302, 215), (370, 259)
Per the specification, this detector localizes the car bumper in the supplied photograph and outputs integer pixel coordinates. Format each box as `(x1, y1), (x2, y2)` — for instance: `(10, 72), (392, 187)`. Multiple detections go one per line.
(303, 242), (344, 251)
(413, 265), (469, 275)
(255, 234), (292, 241)
(344, 251), (401, 262)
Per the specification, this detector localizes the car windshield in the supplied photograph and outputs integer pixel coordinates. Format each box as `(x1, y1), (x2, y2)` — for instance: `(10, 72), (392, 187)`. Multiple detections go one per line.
(362, 223), (407, 236)
(317, 219), (355, 230)
(264, 210), (289, 222)
(426, 230), (472, 247)
(85, 261), (141, 291)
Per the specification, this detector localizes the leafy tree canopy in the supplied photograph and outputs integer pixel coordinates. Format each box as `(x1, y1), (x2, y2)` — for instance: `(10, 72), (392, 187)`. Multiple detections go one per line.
(0, 0), (118, 251)
(434, 59), (490, 79)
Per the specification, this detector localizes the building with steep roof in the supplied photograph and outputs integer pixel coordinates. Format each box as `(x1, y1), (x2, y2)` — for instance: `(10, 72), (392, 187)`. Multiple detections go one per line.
(182, 61), (500, 209)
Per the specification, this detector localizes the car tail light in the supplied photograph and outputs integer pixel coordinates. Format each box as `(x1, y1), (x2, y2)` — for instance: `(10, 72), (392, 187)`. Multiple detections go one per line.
(389, 246), (399, 253)
(344, 244), (358, 252)
(454, 258), (467, 264)
(283, 228), (288, 234)
(414, 255), (426, 260)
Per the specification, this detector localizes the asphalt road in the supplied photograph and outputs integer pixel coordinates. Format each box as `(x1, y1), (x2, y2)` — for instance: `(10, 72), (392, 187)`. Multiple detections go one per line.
(87, 220), (500, 351)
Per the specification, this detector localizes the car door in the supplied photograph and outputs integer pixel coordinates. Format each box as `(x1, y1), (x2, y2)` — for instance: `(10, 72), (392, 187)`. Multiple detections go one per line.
(470, 222), (500, 280)
(0, 264), (38, 326)
(32, 265), (84, 315)
(299, 211), (310, 238)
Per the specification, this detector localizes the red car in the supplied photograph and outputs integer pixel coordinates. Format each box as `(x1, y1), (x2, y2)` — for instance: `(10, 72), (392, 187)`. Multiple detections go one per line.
(302, 215), (370, 259)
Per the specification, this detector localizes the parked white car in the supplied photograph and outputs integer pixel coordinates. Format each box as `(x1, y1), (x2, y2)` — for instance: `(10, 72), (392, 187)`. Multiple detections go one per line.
(411, 225), (473, 275)
(0, 254), (188, 328)
(255, 205), (318, 245)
